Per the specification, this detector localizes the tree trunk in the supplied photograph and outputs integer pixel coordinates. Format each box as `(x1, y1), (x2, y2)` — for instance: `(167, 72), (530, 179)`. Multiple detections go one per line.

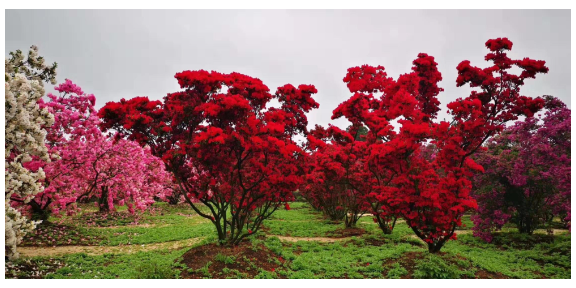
(375, 215), (396, 235)
(325, 207), (346, 221)
(29, 200), (51, 223)
(427, 242), (444, 253)
(167, 195), (180, 205)
(426, 236), (450, 253)
(98, 186), (110, 213)
(516, 215), (536, 234)
(166, 189), (180, 205)
(410, 224), (453, 254)
(345, 213), (360, 228)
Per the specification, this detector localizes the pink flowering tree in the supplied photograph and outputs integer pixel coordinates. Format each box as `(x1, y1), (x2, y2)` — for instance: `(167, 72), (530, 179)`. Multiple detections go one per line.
(471, 96), (571, 242)
(10, 80), (173, 220)
(12, 80), (100, 220)
(64, 137), (173, 214)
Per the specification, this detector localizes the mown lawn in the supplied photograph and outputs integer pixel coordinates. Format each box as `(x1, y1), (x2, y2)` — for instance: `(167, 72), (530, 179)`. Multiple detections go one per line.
(5, 202), (571, 279)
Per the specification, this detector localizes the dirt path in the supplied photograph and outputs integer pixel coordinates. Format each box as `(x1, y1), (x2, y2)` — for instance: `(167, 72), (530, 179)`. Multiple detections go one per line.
(20, 234), (348, 258)
(92, 223), (163, 229)
(533, 229), (570, 235)
(266, 235), (353, 243)
(271, 219), (324, 223)
(18, 237), (204, 258)
(364, 219), (406, 225)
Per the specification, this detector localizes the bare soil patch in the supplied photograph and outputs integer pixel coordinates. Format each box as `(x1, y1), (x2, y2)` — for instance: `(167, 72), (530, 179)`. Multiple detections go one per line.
(328, 227), (366, 238)
(180, 241), (284, 279)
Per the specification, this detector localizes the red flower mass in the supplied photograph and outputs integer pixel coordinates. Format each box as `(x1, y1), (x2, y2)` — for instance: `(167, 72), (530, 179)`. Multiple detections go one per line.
(97, 38), (555, 252)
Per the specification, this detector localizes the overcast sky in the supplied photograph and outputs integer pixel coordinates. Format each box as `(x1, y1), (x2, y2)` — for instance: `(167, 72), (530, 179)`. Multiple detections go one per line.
(5, 10), (571, 134)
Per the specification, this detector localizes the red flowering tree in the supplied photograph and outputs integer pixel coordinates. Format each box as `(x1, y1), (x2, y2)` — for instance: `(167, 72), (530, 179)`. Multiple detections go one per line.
(331, 38), (548, 252)
(10, 80), (172, 220)
(98, 70), (319, 245)
(303, 124), (370, 227)
(471, 96), (570, 242)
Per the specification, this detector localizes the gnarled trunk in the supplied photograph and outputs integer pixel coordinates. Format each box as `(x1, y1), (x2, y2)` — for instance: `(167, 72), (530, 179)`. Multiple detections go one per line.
(29, 199), (51, 223)
(516, 216), (536, 234)
(98, 186), (110, 213)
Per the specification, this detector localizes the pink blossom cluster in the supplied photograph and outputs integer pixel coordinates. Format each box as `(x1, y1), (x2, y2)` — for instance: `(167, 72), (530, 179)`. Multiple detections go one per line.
(12, 79), (174, 217)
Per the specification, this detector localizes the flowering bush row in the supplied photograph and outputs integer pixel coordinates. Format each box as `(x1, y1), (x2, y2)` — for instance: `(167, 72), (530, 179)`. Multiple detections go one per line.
(6, 38), (569, 259)
(300, 38), (562, 252)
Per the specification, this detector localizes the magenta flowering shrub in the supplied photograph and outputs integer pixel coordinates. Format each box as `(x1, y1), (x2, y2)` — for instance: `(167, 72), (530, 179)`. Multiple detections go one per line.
(471, 96), (571, 242)
(10, 80), (174, 219)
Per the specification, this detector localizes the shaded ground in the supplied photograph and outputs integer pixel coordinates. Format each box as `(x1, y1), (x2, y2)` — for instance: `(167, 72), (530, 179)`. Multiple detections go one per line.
(22, 223), (102, 246)
(93, 223), (163, 229)
(5, 258), (65, 279)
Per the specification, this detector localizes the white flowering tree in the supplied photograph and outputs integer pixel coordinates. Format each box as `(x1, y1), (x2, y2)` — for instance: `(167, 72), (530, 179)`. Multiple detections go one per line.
(5, 46), (57, 260)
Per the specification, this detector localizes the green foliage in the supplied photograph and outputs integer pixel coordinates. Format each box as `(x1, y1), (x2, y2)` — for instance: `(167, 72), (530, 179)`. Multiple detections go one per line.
(214, 253), (235, 265)
(413, 255), (474, 279)
(45, 249), (187, 279)
(255, 269), (278, 279)
(443, 232), (571, 279)
(197, 261), (212, 278)
(134, 260), (176, 279)
(386, 263), (408, 279)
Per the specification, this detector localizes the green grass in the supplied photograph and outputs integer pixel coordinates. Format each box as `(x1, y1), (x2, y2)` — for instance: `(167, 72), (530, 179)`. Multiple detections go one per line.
(264, 236), (420, 279)
(46, 249), (188, 279)
(31, 203), (215, 246)
(85, 217), (213, 246)
(442, 233), (571, 279)
(263, 202), (343, 237)
(8, 201), (571, 279)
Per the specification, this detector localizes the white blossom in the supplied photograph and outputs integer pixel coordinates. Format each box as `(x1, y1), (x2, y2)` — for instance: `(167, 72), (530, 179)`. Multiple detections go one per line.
(5, 46), (55, 260)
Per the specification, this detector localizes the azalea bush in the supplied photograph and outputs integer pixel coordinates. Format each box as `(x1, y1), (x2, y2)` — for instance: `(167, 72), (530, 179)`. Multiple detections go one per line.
(303, 124), (370, 227)
(98, 70), (319, 245)
(471, 96), (571, 242)
(5, 45), (57, 260)
(321, 38), (548, 252)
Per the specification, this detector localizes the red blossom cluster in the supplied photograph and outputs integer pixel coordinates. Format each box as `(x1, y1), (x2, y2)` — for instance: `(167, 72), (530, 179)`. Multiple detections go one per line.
(302, 124), (371, 227)
(96, 38), (551, 252)
(303, 38), (549, 252)
(99, 70), (319, 245)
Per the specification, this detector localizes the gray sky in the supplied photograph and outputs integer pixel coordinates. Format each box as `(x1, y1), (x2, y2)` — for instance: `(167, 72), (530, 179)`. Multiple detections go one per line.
(5, 10), (571, 135)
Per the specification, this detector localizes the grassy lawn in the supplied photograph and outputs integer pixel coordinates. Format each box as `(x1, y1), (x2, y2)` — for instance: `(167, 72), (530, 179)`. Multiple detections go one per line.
(6, 202), (571, 279)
